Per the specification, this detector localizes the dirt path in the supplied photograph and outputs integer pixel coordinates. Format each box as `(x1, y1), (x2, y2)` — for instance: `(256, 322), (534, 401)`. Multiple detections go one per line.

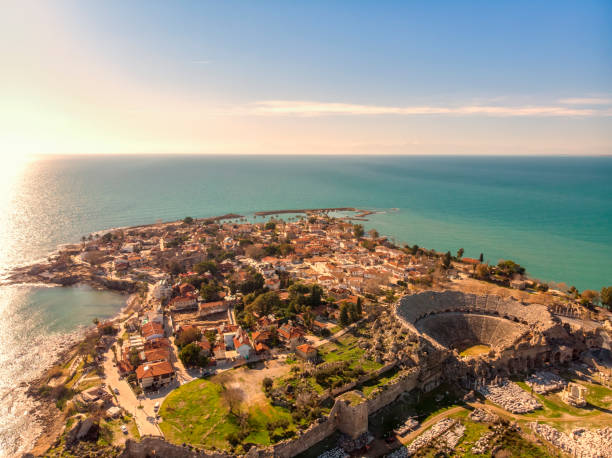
(467, 401), (612, 423)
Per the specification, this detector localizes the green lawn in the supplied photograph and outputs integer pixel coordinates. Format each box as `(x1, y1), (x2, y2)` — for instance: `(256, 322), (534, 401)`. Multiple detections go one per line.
(515, 381), (598, 419)
(159, 379), (295, 450)
(318, 332), (382, 372)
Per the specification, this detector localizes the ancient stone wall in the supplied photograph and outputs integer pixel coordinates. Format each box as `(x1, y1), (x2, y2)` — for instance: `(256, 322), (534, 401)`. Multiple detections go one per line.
(120, 436), (232, 458)
(364, 368), (420, 414)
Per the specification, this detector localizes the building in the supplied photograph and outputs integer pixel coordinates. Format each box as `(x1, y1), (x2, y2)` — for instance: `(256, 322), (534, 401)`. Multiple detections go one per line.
(136, 361), (176, 389)
(199, 300), (230, 317)
(233, 329), (254, 360)
(169, 294), (197, 311)
(141, 322), (165, 341)
(296, 343), (317, 361)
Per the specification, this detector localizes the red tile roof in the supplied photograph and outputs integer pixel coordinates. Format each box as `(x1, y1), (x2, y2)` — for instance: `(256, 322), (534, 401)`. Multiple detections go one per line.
(136, 361), (174, 379)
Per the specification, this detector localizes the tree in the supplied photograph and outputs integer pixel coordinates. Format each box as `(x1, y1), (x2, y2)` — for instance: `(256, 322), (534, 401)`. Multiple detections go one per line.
(101, 232), (113, 243)
(238, 270), (264, 294)
(176, 327), (202, 348)
(368, 229), (379, 239)
(262, 377), (273, 391)
(183, 216), (194, 225)
(496, 260), (525, 276)
(581, 290), (599, 305)
(222, 386), (244, 416)
(339, 305), (349, 326)
(249, 291), (281, 316)
(204, 330), (217, 346)
(600, 287), (612, 309)
(200, 283), (221, 302)
(457, 248), (464, 259)
(356, 297), (363, 316)
(479, 253), (484, 263)
(442, 251), (452, 269)
(475, 263), (490, 280)
(128, 349), (141, 367)
(179, 342), (208, 367)
(353, 224), (364, 239)
(264, 221), (276, 231)
(195, 260), (218, 275)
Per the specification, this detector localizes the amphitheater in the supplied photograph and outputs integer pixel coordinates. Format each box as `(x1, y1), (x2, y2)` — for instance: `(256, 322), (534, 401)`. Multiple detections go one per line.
(395, 291), (577, 380)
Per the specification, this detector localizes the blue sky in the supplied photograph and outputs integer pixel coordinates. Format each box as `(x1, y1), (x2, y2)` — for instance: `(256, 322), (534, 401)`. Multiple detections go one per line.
(1, 0), (611, 155)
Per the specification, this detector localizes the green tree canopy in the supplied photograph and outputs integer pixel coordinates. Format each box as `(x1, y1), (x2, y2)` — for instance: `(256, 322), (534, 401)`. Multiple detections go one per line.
(179, 342), (208, 367)
(600, 287), (612, 309)
(176, 327), (202, 348)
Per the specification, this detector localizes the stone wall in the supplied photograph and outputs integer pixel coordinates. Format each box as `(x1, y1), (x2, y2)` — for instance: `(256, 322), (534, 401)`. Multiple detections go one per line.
(120, 368), (425, 458)
(120, 436), (233, 458)
(365, 368), (419, 414)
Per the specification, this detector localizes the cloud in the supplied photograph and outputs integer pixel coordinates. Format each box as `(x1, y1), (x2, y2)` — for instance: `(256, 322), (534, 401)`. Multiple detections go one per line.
(248, 100), (609, 117)
(558, 97), (612, 106)
(191, 60), (211, 64)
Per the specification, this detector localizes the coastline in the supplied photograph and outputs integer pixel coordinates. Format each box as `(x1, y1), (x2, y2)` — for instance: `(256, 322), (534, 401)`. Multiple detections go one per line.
(24, 291), (140, 457)
(5, 207), (609, 456)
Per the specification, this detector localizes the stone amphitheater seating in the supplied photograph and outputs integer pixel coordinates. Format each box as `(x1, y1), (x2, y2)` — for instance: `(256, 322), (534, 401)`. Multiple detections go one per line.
(415, 313), (525, 351)
(395, 291), (553, 351)
(396, 291), (550, 326)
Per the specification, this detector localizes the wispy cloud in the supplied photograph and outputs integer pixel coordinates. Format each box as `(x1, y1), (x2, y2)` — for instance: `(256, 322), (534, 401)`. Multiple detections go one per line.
(191, 60), (211, 64)
(247, 100), (610, 117)
(558, 97), (612, 106)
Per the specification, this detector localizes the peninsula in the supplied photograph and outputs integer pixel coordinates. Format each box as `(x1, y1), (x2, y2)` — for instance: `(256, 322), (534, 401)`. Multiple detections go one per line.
(13, 210), (612, 458)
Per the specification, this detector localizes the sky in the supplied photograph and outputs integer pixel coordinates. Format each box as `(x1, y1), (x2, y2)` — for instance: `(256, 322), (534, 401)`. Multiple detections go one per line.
(0, 0), (611, 157)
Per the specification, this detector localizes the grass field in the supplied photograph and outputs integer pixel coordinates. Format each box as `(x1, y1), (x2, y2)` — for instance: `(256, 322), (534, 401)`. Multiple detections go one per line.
(317, 332), (382, 372)
(159, 378), (295, 450)
(514, 381), (601, 419)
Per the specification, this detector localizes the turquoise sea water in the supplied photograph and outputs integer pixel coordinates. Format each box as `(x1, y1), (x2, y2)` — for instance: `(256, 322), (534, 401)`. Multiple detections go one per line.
(4, 155), (611, 289)
(0, 154), (610, 455)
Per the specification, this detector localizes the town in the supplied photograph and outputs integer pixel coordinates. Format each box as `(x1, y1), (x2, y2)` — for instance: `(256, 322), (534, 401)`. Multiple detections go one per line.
(16, 210), (612, 458)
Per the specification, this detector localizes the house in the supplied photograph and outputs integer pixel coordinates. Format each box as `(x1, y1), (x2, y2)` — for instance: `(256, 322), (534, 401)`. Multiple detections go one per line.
(144, 337), (171, 351)
(265, 277), (280, 291)
(141, 311), (163, 327)
(169, 294), (197, 311)
(198, 339), (212, 357)
(144, 348), (171, 363)
(278, 324), (304, 350)
(178, 283), (196, 296)
(199, 300), (230, 317)
(136, 361), (176, 389)
(233, 330), (254, 360)
(150, 279), (172, 301)
(295, 344), (317, 361)
(128, 335), (146, 352)
(213, 342), (226, 360)
(141, 322), (164, 341)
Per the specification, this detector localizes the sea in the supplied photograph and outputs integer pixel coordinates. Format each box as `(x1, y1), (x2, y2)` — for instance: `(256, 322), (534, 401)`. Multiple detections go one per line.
(0, 154), (611, 456)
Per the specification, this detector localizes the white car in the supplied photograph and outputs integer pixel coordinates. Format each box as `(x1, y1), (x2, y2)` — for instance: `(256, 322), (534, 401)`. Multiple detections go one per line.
(154, 402), (160, 411)
(121, 424), (128, 434)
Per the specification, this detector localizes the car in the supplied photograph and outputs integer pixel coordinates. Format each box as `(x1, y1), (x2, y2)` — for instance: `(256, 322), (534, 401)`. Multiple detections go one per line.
(120, 424), (128, 434)
(114, 388), (119, 395)
(154, 402), (160, 411)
